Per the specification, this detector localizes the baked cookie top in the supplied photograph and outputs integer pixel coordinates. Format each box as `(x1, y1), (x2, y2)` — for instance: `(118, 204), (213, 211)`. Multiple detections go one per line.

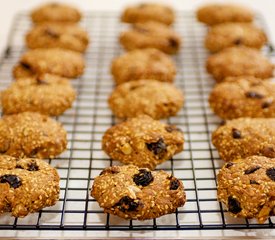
(217, 156), (275, 223)
(0, 155), (60, 217)
(120, 21), (181, 54)
(91, 165), (186, 220)
(197, 4), (253, 25)
(102, 115), (184, 169)
(209, 77), (275, 119)
(1, 74), (76, 116)
(108, 79), (184, 119)
(0, 112), (67, 159)
(206, 46), (274, 82)
(111, 48), (176, 85)
(121, 3), (174, 25)
(26, 23), (89, 53)
(31, 2), (81, 24)
(205, 23), (267, 52)
(13, 48), (85, 79)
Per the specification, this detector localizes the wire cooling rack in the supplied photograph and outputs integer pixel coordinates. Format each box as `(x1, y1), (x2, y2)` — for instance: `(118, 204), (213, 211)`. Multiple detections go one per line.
(0, 11), (274, 232)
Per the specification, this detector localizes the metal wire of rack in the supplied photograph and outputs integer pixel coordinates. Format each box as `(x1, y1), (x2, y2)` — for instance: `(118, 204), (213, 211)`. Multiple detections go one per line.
(0, 11), (274, 232)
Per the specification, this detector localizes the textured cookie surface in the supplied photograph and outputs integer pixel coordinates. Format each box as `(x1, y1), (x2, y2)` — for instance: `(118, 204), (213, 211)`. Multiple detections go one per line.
(120, 21), (181, 54)
(217, 156), (275, 223)
(91, 165), (186, 220)
(111, 48), (176, 85)
(209, 77), (275, 119)
(0, 112), (67, 158)
(102, 115), (184, 169)
(205, 23), (267, 52)
(0, 155), (60, 217)
(213, 118), (275, 162)
(26, 23), (89, 53)
(31, 2), (81, 23)
(121, 3), (174, 25)
(13, 48), (85, 79)
(206, 46), (274, 82)
(1, 74), (76, 116)
(197, 4), (253, 25)
(108, 79), (184, 119)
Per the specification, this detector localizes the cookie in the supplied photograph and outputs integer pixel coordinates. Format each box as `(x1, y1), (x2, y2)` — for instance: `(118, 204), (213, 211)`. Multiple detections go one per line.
(0, 112), (67, 158)
(217, 156), (275, 223)
(108, 79), (184, 119)
(206, 46), (274, 82)
(0, 155), (60, 218)
(120, 21), (181, 54)
(91, 165), (186, 220)
(209, 77), (275, 119)
(26, 23), (89, 53)
(111, 48), (176, 85)
(102, 115), (184, 169)
(212, 118), (275, 162)
(197, 4), (253, 26)
(13, 48), (85, 79)
(1, 74), (76, 116)
(31, 2), (81, 24)
(205, 23), (267, 52)
(121, 3), (174, 25)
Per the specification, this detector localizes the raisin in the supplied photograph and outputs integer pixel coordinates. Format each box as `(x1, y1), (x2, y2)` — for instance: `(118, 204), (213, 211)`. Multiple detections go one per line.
(234, 38), (242, 45)
(99, 168), (119, 175)
(220, 120), (226, 126)
(36, 77), (49, 85)
(28, 161), (39, 171)
(262, 99), (273, 109)
(133, 169), (153, 187)
(170, 178), (180, 190)
(228, 196), (242, 214)
(146, 138), (167, 155)
(245, 91), (264, 99)
(20, 62), (31, 70)
(169, 37), (179, 48)
(250, 180), (260, 185)
(261, 146), (275, 158)
(165, 125), (182, 133)
(0, 174), (22, 189)
(266, 168), (275, 181)
(232, 128), (241, 139)
(115, 196), (139, 212)
(225, 162), (234, 168)
(44, 28), (59, 38)
(244, 166), (261, 175)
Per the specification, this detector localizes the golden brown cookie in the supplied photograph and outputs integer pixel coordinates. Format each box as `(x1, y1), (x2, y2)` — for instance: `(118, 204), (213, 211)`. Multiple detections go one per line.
(205, 23), (267, 52)
(102, 115), (184, 169)
(108, 79), (184, 119)
(0, 112), (67, 158)
(13, 48), (85, 79)
(31, 2), (81, 24)
(121, 3), (175, 25)
(1, 74), (76, 116)
(0, 155), (60, 218)
(209, 77), (275, 119)
(91, 165), (186, 220)
(197, 4), (253, 26)
(111, 48), (176, 85)
(206, 46), (274, 82)
(120, 21), (181, 54)
(26, 23), (89, 53)
(217, 156), (275, 223)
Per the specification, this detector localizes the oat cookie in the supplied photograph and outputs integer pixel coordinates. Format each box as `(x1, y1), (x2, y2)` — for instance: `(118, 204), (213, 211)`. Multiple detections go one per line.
(217, 156), (275, 223)
(111, 48), (176, 85)
(31, 2), (81, 24)
(2, 74), (76, 116)
(26, 23), (89, 53)
(197, 4), (253, 26)
(0, 112), (67, 158)
(120, 21), (181, 54)
(121, 3), (174, 25)
(209, 77), (275, 119)
(102, 115), (184, 169)
(206, 46), (274, 82)
(13, 48), (85, 79)
(91, 165), (186, 220)
(205, 23), (267, 52)
(108, 79), (184, 119)
(0, 155), (60, 217)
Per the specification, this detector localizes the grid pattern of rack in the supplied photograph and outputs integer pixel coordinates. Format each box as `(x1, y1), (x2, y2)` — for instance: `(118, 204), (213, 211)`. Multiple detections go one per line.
(0, 11), (274, 231)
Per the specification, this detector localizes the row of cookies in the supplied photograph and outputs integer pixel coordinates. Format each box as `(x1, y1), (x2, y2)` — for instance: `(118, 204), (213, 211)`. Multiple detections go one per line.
(0, 3), (88, 218)
(197, 4), (275, 223)
(91, 3), (187, 221)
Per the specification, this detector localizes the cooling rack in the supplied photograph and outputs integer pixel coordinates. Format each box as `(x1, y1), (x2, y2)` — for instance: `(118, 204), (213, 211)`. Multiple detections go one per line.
(0, 11), (274, 233)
